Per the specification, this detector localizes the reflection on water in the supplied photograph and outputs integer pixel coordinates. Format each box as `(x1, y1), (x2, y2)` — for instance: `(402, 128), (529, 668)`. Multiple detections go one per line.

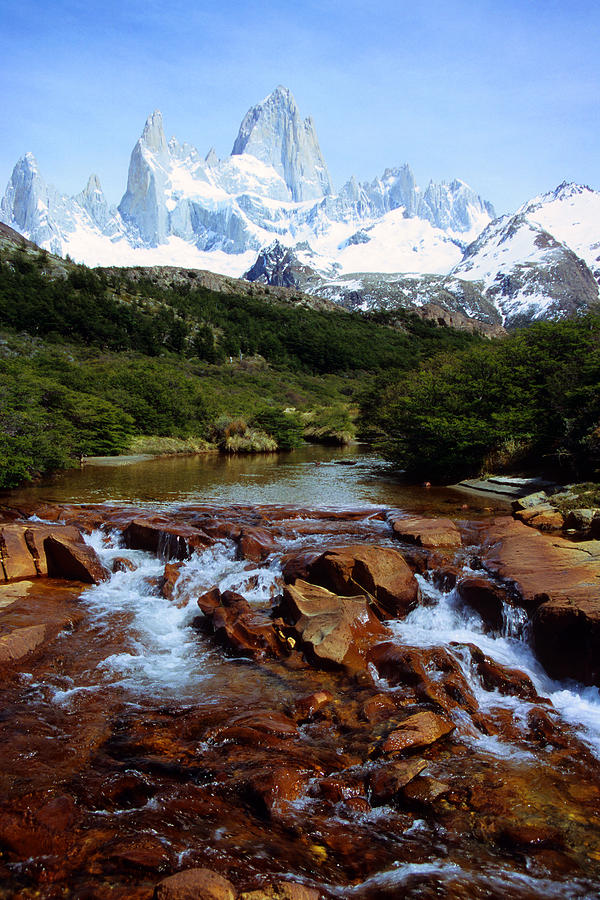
(4, 444), (510, 516)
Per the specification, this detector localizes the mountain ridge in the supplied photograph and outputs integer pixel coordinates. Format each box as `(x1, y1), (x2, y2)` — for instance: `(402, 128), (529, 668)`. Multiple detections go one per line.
(1, 87), (599, 329)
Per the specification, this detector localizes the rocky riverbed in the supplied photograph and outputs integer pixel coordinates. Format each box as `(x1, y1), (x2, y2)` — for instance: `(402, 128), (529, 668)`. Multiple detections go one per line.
(0, 498), (599, 899)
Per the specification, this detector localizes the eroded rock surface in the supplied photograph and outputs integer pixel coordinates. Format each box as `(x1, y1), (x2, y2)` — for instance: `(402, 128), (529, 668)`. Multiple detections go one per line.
(483, 516), (600, 683)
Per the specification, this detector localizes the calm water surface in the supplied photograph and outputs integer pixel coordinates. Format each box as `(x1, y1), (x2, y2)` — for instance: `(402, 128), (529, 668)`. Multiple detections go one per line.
(4, 444), (510, 516)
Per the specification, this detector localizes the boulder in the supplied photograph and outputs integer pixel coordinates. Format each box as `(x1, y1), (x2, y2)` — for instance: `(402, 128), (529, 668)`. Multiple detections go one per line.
(514, 506), (565, 531)
(160, 562), (183, 603)
(197, 587), (223, 615)
(292, 544), (418, 619)
(381, 711), (455, 755)
(532, 598), (600, 685)
(391, 516), (462, 550)
(482, 517), (600, 684)
(44, 534), (110, 584)
(0, 523), (82, 581)
(154, 868), (236, 900)
(459, 643), (542, 700)
(511, 491), (550, 511)
(200, 589), (284, 659)
(564, 508), (600, 533)
(281, 580), (389, 672)
(238, 526), (278, 561)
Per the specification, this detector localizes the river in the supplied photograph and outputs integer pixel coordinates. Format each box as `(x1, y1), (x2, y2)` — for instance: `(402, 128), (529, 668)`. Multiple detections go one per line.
(1, 447), (599, 899)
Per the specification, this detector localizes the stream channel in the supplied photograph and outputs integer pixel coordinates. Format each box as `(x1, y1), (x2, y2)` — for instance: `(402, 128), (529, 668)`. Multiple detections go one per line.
(1, 445), (600, 899)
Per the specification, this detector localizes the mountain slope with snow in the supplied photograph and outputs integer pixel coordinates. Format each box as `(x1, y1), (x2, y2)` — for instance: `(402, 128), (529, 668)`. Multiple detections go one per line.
(1, 89), (599, 329)
(0, 87), (495, 279)
(451, 184), (600, 327)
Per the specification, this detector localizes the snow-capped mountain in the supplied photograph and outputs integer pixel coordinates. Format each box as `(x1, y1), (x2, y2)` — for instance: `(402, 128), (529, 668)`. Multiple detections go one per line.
(452, 183), (600, 327)
(2, 87), (598, 329)
(244, 182), (600, 329)
(0, 86), (494, 279)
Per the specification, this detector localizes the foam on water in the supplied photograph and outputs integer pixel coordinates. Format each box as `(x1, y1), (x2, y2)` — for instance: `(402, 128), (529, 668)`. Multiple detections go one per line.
(388, 574), (600, 758)
(75, 530), (283, 700)
(75, 527), (600, 756)
(326, 858), (596, 898)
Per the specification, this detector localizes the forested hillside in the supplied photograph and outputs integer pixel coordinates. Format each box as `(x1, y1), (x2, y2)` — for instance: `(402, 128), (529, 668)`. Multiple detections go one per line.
(0, 242), (480, 488)
(362, 315), (600, 482)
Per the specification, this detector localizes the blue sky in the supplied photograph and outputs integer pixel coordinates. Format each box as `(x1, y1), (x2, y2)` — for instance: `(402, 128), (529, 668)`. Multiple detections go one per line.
(1, 0), (598, 213)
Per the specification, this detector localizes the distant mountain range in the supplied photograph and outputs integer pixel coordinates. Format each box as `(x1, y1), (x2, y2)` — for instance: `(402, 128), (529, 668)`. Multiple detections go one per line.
(1, 86), (599, 328)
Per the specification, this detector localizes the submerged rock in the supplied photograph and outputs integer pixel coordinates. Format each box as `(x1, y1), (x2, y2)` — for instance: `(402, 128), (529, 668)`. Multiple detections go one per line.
(381, 711), (455, 754)
(154, 867), (236, 900)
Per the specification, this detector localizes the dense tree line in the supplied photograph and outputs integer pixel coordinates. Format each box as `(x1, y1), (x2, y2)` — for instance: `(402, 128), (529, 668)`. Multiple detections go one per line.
(361, 315), (600, 482)
(0, 251), (479, 373)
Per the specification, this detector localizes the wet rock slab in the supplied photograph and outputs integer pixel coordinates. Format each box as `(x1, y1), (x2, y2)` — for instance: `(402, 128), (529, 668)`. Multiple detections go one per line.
(483, 516), (600, 684)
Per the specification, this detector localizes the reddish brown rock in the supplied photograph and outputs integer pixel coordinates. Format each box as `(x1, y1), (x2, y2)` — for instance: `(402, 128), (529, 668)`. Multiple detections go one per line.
(281, 550), (323, 584)
(432, 566), (459, 591)
(295, 690), (333, 720)
(362, 692), (399, 724)
(35, 795), (79, 832)
(483, 517), (600, 685)
(401, 775), (450, 805)
(533, 598), (600, 685)
(245, 764), (309, 816)
(161, 562), (183, 603)
(313, 772), (366, 803)
(238, 526), (278, 562)
(44, 534), (110, 584)
(391, 516), (462, 550)
(0, 523), (82, 581)
(281, 579), (389, 672)
(368, 758), (428, 804)
(199, 589), (284, 659)
(112, 556), (137, 574)
(154, 867), (236, 900)
(123, 517), (212, 559)
(0, 624), (47, 664)
(460, 643), (542, 700)
(229, 710), (298, 736)
(456, 576), (508, 632)
(381, 711), (455, 755)
(298, 544), (418, 618)
(514, 506), (565, 532)
(197, 587), (223, 615)
(239, 884), (321, 900)
(367, 642), (429, 687)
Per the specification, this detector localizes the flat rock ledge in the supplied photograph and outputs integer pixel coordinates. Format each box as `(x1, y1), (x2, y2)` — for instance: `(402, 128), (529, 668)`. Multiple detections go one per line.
(483, 517), (600, 684)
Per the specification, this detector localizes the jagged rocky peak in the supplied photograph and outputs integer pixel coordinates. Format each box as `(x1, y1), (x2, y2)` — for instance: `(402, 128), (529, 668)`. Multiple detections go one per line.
(2, 153), (50, 238)
(205, 147), (219, 167)
(231, 85), (333, 202)
(140, 109), (169, 157)
(244, 239), (305, 288)
(119, 110), (171, 246)
(76, 174), (110, 229)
